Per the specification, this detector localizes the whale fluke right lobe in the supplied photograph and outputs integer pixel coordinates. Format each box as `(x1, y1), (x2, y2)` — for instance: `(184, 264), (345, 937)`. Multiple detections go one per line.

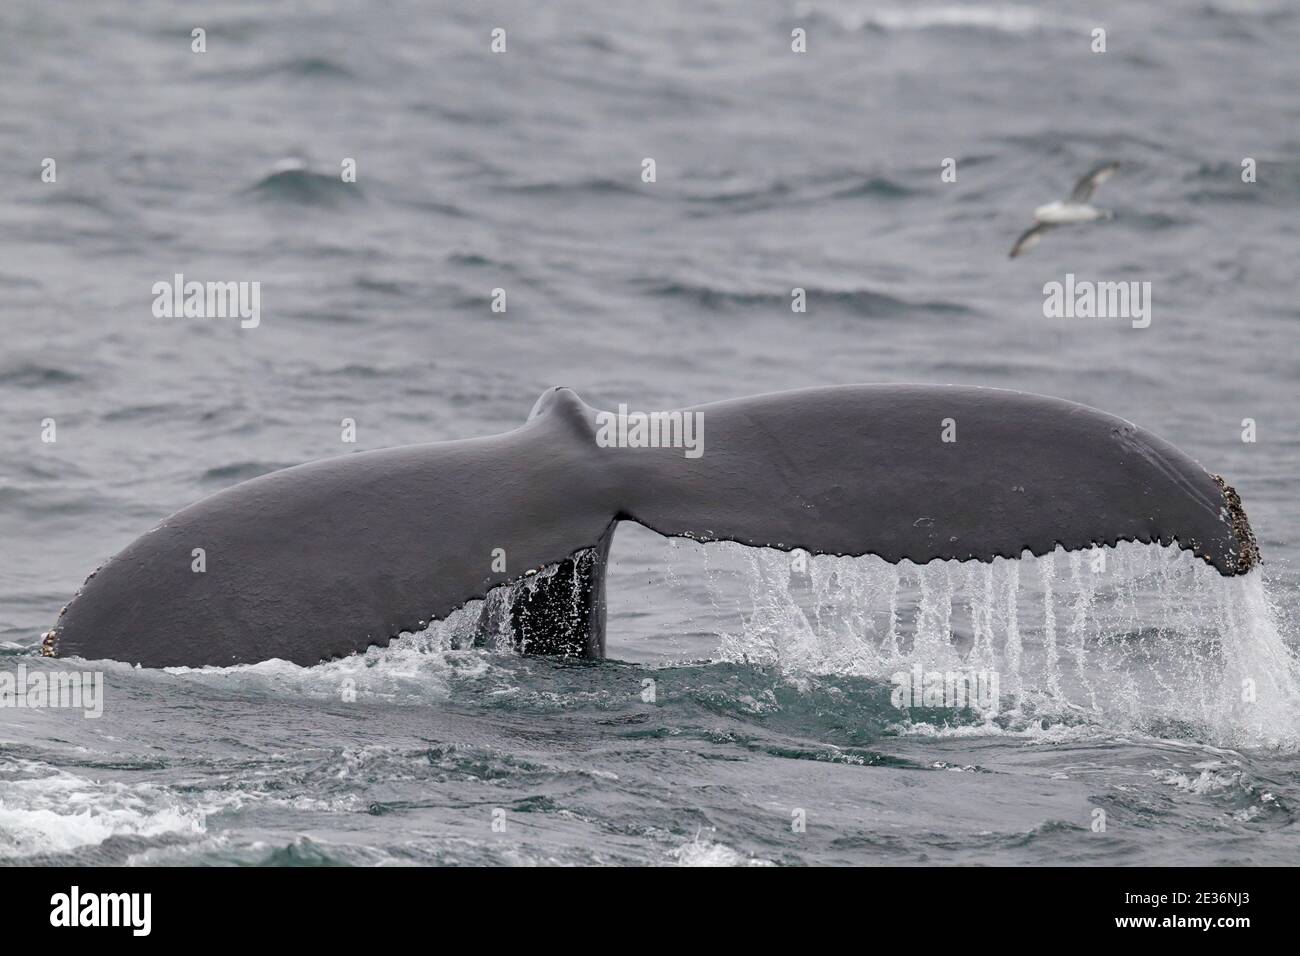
(613, 385), (1255, 575)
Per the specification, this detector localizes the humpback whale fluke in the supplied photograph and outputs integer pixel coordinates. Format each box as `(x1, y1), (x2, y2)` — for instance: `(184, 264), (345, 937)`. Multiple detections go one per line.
(44, 385), (1258, 668)
(1009, 160), (1120, 258)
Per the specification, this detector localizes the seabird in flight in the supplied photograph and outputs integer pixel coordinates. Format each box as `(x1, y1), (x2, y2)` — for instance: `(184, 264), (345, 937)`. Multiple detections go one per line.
(1009, 160), (1119, 258)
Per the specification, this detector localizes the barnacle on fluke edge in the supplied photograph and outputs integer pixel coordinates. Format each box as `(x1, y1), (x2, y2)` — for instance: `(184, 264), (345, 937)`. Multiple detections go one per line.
(1212, 474), (1261, 574)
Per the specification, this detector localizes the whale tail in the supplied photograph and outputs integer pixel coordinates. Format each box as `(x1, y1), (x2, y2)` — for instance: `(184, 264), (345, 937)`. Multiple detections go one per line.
(48, 385), (1258, 667)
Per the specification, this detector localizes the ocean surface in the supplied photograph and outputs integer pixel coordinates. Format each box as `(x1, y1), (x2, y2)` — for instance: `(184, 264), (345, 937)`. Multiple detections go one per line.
(2, 0), (1299, 865)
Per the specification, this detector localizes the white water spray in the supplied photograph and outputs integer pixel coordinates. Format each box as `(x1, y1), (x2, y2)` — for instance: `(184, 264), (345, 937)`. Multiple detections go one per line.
(672, 541), (1300, 749)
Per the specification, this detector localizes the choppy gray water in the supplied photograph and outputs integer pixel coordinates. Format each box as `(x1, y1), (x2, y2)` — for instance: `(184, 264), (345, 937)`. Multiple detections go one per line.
(1, 0), (1299, 865)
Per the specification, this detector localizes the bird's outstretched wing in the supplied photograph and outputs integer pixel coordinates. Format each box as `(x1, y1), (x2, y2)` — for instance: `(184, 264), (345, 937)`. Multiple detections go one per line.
(1070, 160), (1119, 203)
(1009, 222), (1053, 258)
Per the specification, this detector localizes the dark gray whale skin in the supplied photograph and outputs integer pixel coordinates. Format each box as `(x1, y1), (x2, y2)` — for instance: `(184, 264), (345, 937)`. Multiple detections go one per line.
(46, 385), (1258, 668)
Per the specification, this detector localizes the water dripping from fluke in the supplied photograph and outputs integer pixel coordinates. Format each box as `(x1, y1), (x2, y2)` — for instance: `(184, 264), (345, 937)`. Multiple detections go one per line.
(679, 540), (1300, 750)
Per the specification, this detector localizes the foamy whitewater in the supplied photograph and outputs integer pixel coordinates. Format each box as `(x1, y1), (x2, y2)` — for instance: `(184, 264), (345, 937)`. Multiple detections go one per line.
(3, 0), (1299, 865)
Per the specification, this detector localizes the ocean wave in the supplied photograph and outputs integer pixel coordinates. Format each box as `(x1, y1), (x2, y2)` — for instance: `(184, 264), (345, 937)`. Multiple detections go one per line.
(673, 171), (920, 217)
(242, 160), (364, 208)
(637, 280), (973, 316)
(798, 3), (1086, 35)
(0, 272), (44, 291)
(1185, 159), (1300, 205)
(199, 461), (288, 484)
(824, 174), (921, 200)
(207, 55), (357, 84)
(0, 757), (205, 861)
(500, 176), (644, 198)
(0, 362), (80, 387)
(672, 832), (774, 866)
(353, 275), (413, 297)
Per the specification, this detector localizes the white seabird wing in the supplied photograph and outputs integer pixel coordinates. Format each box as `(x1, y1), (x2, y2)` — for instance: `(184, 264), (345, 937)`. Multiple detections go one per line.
(1009, 222), (1053, 258)
(1070, 160), (1119, 203)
